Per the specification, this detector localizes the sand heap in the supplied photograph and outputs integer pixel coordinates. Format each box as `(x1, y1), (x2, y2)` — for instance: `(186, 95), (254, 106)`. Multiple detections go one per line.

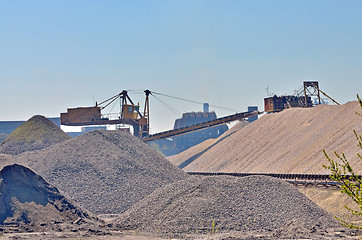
(0, 163), (97, 232)
(18, 130), (189, 214)
(0, 115), (71, 155)
(116, 175), (339, 238)
(169, 121), (249, 168)
(172, 101), (362, 174)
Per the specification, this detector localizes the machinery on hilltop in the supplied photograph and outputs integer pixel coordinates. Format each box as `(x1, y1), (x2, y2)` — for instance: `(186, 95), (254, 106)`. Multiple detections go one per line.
(61, 90), (261, 141)
(61, 81), (336, 141)
(264, 81), (339, 113)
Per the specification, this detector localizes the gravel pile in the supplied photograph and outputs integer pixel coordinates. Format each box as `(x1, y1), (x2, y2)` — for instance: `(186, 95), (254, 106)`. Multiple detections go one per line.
(0, 133), (7, 143)
(116, 175), (339, 237)
(17, 130), (189, 214)
(177, 101), (362, 174)
(168, 121), (249, 168)
(0, 154), (16, 169)
(0, 164), (98, 233)
(0, 115), (71, 155)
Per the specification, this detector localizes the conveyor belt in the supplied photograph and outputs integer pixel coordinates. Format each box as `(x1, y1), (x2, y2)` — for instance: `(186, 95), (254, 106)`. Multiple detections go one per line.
(142, 110), (261, 142)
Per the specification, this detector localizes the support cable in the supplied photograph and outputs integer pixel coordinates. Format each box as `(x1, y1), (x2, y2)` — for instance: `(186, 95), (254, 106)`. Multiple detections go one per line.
(151, 91), (238, 113)
(98, 93), (121, 107)
(107, 96), (119, 115)
(101, 94), (121, 109)
(283, 86), (304, 97)
(127, 89), (146, 94)
(151, 94), (182, 117)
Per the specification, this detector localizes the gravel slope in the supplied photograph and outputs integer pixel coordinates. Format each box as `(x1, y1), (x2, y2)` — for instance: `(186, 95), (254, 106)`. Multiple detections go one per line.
(180, 101), (362, 173)
(0, 164), (98, 232)
(0, 115), (71, 155)
(0, 154), (16, 169)
(17, 130), (189, 214)
(116, 175), (339, 238)
(168, 121), (249, 168)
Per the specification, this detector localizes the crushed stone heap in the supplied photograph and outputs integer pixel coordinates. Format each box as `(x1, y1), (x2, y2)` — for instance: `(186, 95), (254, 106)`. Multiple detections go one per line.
(0, 154), (16, 169)
(0, 164), (97, 232)
(0, 115), (71, 155)
(177, 101), (362, 174)
(116, 175), (339, 238)
(18, 130), (189, 214)
(168, 121), (249, 167)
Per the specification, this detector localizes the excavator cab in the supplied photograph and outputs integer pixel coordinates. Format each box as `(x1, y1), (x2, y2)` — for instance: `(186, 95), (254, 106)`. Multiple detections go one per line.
(122, 104), (140, 120)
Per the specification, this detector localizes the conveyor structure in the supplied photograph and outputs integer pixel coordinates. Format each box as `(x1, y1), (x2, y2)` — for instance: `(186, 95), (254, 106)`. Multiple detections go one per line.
(61, 89), (260, 142)
(142, 110), (261, 142)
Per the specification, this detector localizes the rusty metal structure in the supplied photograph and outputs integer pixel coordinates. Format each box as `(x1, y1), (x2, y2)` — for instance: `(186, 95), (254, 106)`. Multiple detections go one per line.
(303, 81), (321, 106)
(264, 81), (339, 113)
(303, 81), (340, 106)
(61, 82), (338, 140)
(61, 90), (150, 138)
(264, 95), (311, 113)
(61, 90), (262, 142)
(142, 110), (260, 142)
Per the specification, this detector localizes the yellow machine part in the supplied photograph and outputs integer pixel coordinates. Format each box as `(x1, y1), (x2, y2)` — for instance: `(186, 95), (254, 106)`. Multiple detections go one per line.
(122, 105), (139, 119)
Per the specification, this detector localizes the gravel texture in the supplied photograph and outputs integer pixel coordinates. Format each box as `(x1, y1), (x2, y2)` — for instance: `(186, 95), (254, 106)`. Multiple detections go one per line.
(0, 164), (98, 233)
(17, 130), (189, 214)
(172, 101), (362, 174)
(0, 115), (71, 155)
(169, 121), (249, 168)
(116, 175), (339, 238)
(0, 154), (16, 169)
(0, 133), (7, 143)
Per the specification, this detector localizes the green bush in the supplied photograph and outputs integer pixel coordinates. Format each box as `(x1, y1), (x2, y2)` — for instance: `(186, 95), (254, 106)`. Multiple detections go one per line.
(323, 94), (362, 229)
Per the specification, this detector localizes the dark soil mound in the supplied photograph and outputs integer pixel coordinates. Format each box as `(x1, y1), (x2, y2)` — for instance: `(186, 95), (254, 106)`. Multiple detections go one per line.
(0, 115), (71, 155)
(18, 130), (189, 214)
(116, 175), (339, 237)
(0, 164), (98, 232)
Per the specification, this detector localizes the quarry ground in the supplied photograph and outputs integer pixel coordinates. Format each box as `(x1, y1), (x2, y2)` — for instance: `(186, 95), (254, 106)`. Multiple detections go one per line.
(0, 226), (359, 240)
(1, 185), (360, 240)
(1, 102), (361, 239)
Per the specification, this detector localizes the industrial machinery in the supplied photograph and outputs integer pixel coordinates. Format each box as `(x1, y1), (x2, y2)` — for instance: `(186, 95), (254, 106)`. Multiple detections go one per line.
(142, 110), (259, 142)
(61, 90), (261, 141)
(264, 81), (339, 113)
(61, 90), (151, 138)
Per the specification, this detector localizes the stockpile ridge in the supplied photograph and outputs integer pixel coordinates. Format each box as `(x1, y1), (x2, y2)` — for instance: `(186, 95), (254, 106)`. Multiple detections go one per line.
(168, 121), (249, 167)
(18, 130), (189, 214)
(0, 154), (16, 169)
(0, 164), (98, 232)
(179, 101), (362, 174)
(116, 175), (339, 238)
(0, 115), (71, 155)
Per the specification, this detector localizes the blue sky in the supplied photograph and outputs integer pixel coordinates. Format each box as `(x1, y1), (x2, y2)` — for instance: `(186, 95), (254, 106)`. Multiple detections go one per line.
(1, 0), (361, 133)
